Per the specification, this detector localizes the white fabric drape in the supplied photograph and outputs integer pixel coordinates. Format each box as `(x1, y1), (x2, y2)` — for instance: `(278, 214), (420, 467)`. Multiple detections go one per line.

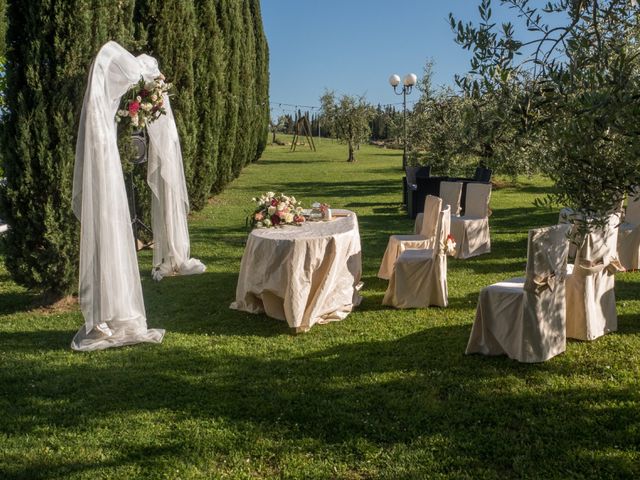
(71, 41), (203, 351)
(146, 86), (206, 280)
(378, 196), (442, 280)
(466, 224), (571, 363)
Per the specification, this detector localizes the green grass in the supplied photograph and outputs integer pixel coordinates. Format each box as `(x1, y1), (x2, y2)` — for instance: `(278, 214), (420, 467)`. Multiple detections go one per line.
(1, 136), (639, 479)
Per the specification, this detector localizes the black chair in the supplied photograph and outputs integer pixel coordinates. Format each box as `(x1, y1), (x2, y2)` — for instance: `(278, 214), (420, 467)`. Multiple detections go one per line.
(407, 176), (443, 219)
(473, 166), (492, 183)
(402, 165), (431, 206)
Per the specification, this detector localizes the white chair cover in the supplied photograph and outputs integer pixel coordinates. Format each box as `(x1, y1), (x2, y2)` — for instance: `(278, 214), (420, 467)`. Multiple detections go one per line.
(466, 224), (571, 363)
(439, 181), (463, 216)
(382, 205), (450, 308)
(412, 182), (463, 233)
(558, 207), (579, 260)
(618, 191), (640, 270)
(566, 214), (624, 341)
(71, 41), (203, 351)
(378, 196), (442, 280)
(450, 183), (492, 259)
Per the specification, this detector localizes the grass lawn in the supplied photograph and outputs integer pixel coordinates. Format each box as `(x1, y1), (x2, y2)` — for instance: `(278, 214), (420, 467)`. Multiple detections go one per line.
(1, 137), (639, 479)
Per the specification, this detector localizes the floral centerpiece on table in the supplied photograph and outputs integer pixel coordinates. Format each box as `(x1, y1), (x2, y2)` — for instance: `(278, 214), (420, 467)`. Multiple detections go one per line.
(249, 192), (305, 228)
(444, 234), (457, 256)
(115, 74), (172, 130)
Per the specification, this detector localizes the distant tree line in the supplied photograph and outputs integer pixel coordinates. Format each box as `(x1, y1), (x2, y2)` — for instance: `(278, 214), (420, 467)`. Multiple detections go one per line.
(0, 0), (269, 296)
(272, 104), (402, 143)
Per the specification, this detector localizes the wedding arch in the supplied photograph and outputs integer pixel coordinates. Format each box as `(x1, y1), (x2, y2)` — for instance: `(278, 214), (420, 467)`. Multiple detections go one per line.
(71, 41), (205, 351)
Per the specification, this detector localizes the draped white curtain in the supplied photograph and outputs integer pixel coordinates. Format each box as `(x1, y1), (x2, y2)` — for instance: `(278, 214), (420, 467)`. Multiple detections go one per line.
(71, 41), (204, 351)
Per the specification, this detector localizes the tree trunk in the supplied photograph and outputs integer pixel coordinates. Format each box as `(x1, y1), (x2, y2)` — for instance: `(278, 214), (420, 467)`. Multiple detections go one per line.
(347, 142), (356, 162)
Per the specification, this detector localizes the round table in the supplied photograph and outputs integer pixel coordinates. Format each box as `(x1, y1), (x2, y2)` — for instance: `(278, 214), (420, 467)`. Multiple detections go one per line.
(230, 209), (362, 332)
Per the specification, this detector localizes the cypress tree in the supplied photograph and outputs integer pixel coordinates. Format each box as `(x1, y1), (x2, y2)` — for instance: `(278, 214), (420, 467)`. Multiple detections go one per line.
(135, 0), (199, 201)
(190, 0), (225, 209)
(214, 0), (241, 191)
(250, 0), (269, 162)
(234, 0), (256, 173)
(1, 1), (135, 296)
(0, 0), (6, 158)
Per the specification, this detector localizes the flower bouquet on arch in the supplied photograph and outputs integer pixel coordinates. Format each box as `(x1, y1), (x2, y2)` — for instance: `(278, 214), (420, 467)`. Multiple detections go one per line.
(444, 234), (457, 257)
(249, 192), (306, 228)
(115, 74), (172, 130)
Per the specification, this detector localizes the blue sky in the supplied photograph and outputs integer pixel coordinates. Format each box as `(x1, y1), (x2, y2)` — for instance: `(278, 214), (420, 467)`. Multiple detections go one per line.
(261, 0), (519, 116)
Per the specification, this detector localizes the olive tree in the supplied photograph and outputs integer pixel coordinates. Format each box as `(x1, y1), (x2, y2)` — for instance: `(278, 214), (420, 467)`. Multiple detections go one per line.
(451, 0), (640, 226)
(320, 90), (374, 162)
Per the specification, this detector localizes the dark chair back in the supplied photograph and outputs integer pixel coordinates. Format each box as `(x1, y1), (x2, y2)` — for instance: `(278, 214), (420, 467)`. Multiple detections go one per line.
(415, 165), (431, 180)
(473, 166), (492, 183)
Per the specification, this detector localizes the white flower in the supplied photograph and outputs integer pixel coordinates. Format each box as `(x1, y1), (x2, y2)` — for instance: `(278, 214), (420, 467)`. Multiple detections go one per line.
(256, 221), (263, 228)
(136, 95), (142, 102)
(290, 196), (296, 204)
(151, 94), (158, 102)
(277, 203), (286, 212)
(142, 102), (152, 111)
(266, 191), (275, 198)
(284, 213), (294, 223)
(131, 115), (139, 127)
(268, 206), (276, 215)
(263, 219), (272, 227)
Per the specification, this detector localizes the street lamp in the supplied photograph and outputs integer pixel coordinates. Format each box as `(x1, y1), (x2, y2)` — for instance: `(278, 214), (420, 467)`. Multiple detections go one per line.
(389, 73), (417, 170)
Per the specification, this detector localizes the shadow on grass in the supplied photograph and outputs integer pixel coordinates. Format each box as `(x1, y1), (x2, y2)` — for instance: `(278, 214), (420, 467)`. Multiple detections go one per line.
(2, 324), (638, 478)
(141, 271), (291, 338)
(0, 291), (41, 316)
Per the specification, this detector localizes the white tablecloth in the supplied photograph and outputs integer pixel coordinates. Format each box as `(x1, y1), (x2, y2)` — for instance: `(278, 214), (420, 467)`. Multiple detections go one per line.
(230, 210), (362, 331)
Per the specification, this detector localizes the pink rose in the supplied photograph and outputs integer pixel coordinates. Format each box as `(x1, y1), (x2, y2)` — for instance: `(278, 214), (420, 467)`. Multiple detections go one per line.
(254, 212), (264, 221)
(271, 199), (278, 206)
(128, 101), (140, 115)
(294, 215), (305, 224)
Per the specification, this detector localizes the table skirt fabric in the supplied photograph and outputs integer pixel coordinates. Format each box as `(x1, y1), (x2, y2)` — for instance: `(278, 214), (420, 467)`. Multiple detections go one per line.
(230, 210), (362, 332)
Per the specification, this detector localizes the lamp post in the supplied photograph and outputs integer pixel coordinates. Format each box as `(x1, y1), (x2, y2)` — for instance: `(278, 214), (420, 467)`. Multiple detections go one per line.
(389, 73), (417, 170)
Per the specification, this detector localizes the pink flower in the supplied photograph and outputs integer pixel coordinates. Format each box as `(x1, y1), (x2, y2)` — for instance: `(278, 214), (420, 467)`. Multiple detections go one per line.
(270, 214), (281, 226)
(128, 101), (140, 115)
(271, 199), (278, 206)
(277, 207), (290, 218)
(294, 215), (305, 224)
(254, 212), (264, 221)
